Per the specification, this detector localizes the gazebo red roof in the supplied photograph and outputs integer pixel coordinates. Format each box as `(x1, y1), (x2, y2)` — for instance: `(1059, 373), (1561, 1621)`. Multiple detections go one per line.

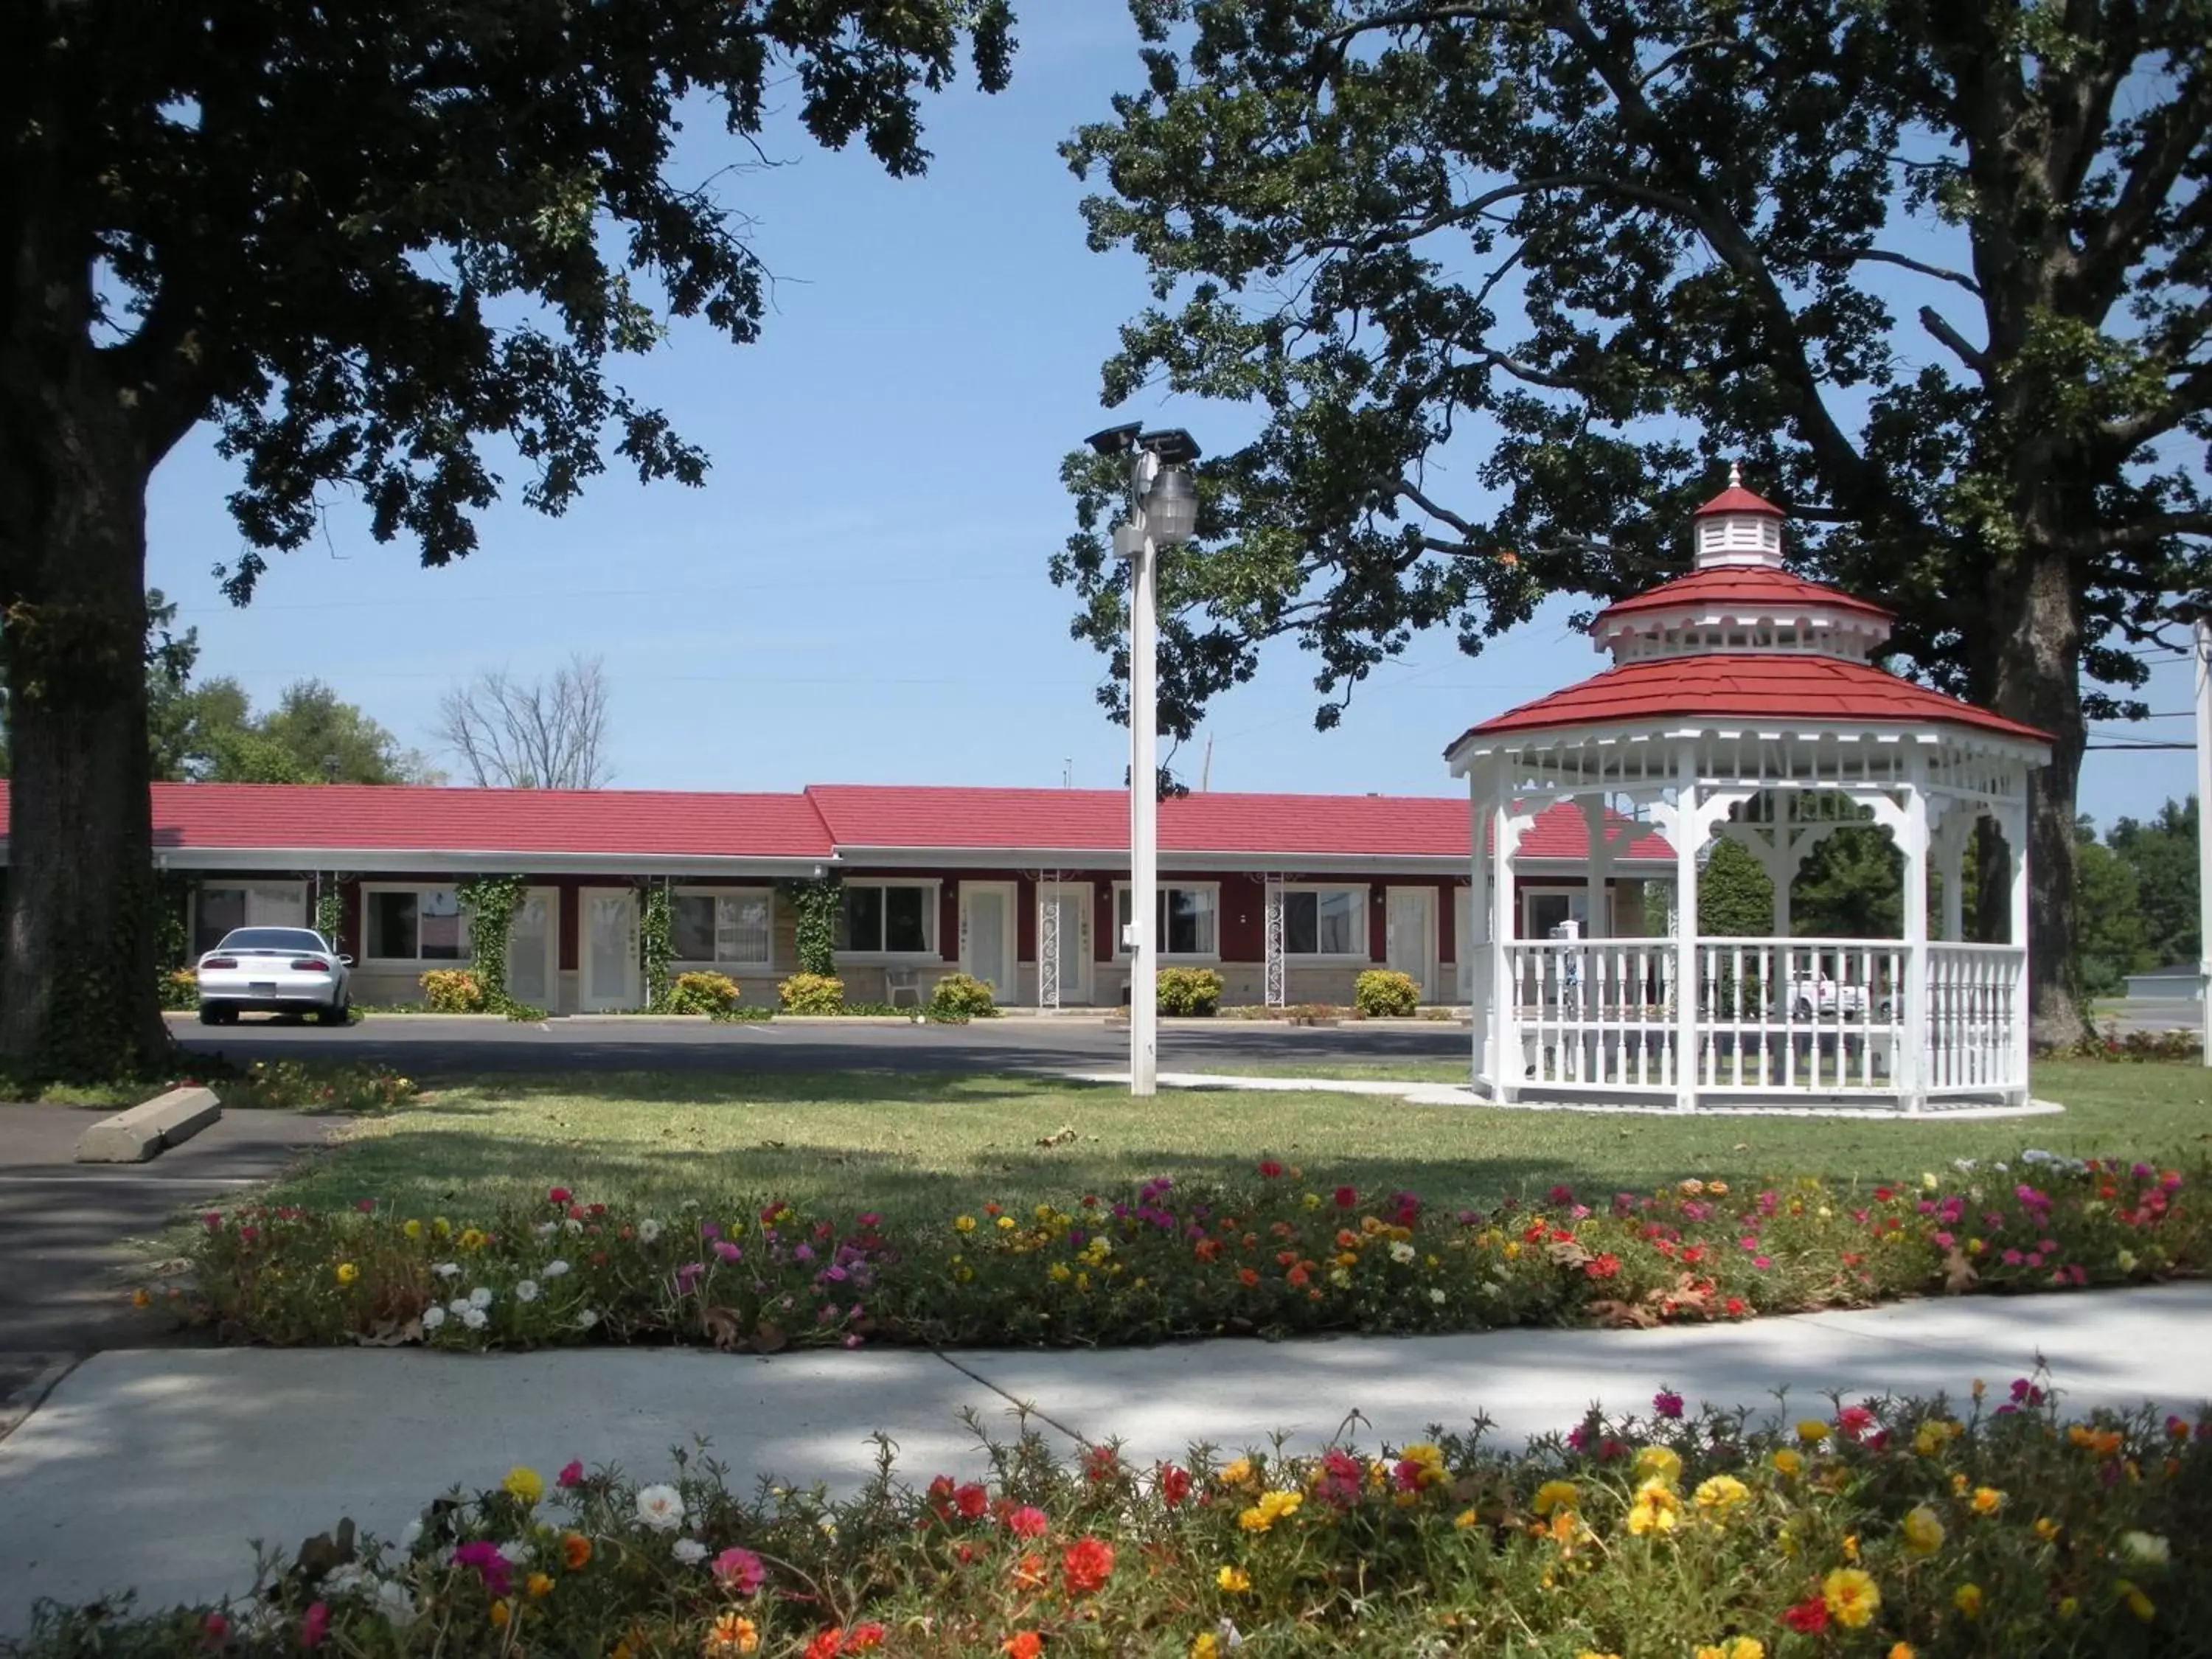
(1591, 564), (1893, 627)
(1693, 482), (1785, 518)
(1448, 655), (2053, 748)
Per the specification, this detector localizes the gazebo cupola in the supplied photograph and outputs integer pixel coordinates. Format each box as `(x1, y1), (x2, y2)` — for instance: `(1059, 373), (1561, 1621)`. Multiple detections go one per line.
(1444, 467), (2055, 1116)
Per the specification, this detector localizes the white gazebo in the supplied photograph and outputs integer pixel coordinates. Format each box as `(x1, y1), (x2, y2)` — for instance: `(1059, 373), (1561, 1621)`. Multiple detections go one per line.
(1446, 470), (2053, 1112)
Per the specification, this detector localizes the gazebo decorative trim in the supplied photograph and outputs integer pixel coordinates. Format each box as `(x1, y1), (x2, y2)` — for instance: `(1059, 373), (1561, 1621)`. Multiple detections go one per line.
(1444, 469), (2053, 1115)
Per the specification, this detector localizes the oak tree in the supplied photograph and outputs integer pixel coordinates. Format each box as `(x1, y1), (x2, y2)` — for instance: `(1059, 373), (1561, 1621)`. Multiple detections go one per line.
(1054, 0), (2210, 1043)
(1, 0), (1012, 1074)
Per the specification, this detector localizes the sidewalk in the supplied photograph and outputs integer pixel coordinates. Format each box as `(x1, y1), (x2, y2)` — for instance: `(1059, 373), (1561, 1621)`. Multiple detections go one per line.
(3, 1286), (2207, 1635)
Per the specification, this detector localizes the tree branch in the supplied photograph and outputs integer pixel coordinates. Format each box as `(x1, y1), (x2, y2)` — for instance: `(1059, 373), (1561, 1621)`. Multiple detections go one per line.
(2076, 68), (2212, 306)
(2073, 512), (2212, 553)
(1807, 247), (1983, 296)
(1917, 305), (1991, 376)
(2098, 359), (2212, 451)
(1399, 479), (1478, 540)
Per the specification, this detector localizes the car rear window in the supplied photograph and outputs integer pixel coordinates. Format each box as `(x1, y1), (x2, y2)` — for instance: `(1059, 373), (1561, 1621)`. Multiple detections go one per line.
(217, 928), (329, 953)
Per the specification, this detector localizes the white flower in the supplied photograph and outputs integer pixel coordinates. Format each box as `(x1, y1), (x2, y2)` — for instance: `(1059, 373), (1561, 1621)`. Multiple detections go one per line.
(448, 1298), (472, 1317)
(374, 1579), (417, 1629)
(322, 1563), (372, 1597)
(635, 1484), (685, 1531)
(398, 1520), (424, 1550)
(563, 1218), (584, 1234)
(433, 1262), (461, 1280)
(1217, 1618), (1245, 1651)
(577, 1309), (599, 1330)
(498, 1540), (532, 1566)
(672, 1537), (708, 1565)
(532, 1221), (557, 1237)
(1429, 1288), (1447, 1305)
(1388, 1242), (1416, 1265)
(515, 1280), (540, 1304)
(467, 1286), (494, 1310)
(460, 1306), (487, 1331)
(638, 1220), (663, 1245)
(543, 1260), (571, 1279)
(2117, 1249), (2139, 1273)
(421, 1306), (447, 1332)
(2119, 1531), (2171, 1567)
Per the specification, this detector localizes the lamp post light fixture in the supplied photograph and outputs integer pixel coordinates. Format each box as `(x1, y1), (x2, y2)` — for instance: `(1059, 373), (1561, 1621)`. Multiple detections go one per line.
(1086, 422), (1202, 1097)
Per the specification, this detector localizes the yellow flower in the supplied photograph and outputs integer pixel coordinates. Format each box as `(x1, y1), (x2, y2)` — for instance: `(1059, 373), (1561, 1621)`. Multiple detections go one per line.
(1822, 1568), (1879, 1629)
(1625, 1478), (1682, 1537)
(1950, 1472), (1969, 1496)
(525, 1573), (552, 1599)
(1952, 1582), (1981, 1621)
(1236, 1488), (1304, 1532)
(1398, 1444), (1447, 1487)
(1190, 1636), (1217, 1659)
(706, 1613), (760, 1657)
(2126, 1587), (2156, 1623)
(403, 1219), (422, 1239)
(1693, 1475), (1750, 1515)
(1215, 1565), (1250, 1594)
(1531, 1479), (1579, 1516)
(954, 1215), (976, 1234)
(1632, 1445), (1682, 1486)
(1842, 1535), (1860, 1562)
(502, 1466), (544, 1506)
(2056, 1596), (2078, 1620)
(1900, 1505), (1945, 1556)
(1575, 1652), (1622, 1659)
(488, 1602), (510, 1629)
(335, 1262), (358, 1286)
(130, 1289), (153, 1310)
(2031, 1517), (2059, 1543)
(1218, 1458), (1254, 1488)
(431, 1217), (451, 1238)
(1888, 1645), (1915, 1659)
(1047, 1263), (1071, 1283)
(1453, 1509), (1478, 1530)
(997, 1216), (1017, 1231)
(459, 1228), (485, 1251)
(1969, 1486), (2004, 1516)
(1768, 1449), (1804, 1478)
(1727, 1644), (1764, 1659)
(1795, 1420), (1829, 1446)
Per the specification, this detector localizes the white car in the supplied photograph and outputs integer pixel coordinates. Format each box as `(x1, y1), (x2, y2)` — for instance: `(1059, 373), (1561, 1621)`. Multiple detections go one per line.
(195, 927), (353, 1026)
(1786, 971), (1894, 1021)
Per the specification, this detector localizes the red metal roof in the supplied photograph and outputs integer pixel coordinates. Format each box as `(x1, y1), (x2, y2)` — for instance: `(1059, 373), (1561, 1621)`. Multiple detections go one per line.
(1450, 655), (2053, 746)
(1592, 564), (1892, 625)
(1693, 483), (1785, 518)
(0, 781), (1669, 864)
(805, 785), (1666, 863)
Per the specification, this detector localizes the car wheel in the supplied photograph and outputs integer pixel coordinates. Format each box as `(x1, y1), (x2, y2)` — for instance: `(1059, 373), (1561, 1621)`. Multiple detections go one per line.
(198, 1004), (223, 1026)
(318, 998), (350, 1027)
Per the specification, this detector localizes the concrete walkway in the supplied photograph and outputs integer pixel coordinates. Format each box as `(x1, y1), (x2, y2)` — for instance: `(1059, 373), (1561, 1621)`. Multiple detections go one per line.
(2, 1285), (2207, 1635)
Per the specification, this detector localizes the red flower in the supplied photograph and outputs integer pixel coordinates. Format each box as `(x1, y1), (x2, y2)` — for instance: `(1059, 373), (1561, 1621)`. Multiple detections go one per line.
(1012, 1553), (1047, 1590)
(1002, 1635), (1043, 1659)
(927, 1475), (957, 1511)
(845, 1624), (886, 1652)
(1585, 1253), (1621, 1281)
(299, 1603), (330, 1650)
(1333, 1186), (1357, 1209)
(955, 1483), (990, 1521)
(201, 1613), (229, 1649)
(1006, 1506), (1048, 1539)
(1083, 1446), (1121, 1484)
(804, 1630), (844, 1659)
(1782, 1597), (1829, 1634)
(353, 1198), (375, 1214)
(557, 1459), (585, 1488)
(1724, 1297), (1747, 1318)
(1158, 1464), (1192, 1509)
(1237, 1267), (1260, 1288)
(1837, 1404), (1877, 1440)
(548, 1186), (571, 1205)
(1060, 1537), (1115, 1596)
(1257, 1160), (1284, 1179)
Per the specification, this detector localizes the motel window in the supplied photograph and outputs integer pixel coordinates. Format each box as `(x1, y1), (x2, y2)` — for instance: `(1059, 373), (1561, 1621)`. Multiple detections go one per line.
(1282, 886), (1365, 956)
(1113, 884), (1219, 958)
(1522, 888), (1590, 940)
(836, 883), (934, 955)
(365, 886), (465, 961)
(672, 890), (773, 967)
(194, 882), (308, 955)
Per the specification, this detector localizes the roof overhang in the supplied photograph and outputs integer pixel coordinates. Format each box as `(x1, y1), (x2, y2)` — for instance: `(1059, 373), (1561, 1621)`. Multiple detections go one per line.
(134, 848), (835, 877)
(1447, 717), (2053, 777)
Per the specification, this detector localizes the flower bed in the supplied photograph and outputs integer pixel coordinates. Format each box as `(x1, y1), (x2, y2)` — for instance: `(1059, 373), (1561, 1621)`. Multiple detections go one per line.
(20, 1382), (2208, 1657)
(178, 1152), (2205, 1352)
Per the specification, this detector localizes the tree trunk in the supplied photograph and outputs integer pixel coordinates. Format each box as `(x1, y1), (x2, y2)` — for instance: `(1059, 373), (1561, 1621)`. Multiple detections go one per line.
(1978, 534), (2087, 1051)
(0, 352), (169, 1078)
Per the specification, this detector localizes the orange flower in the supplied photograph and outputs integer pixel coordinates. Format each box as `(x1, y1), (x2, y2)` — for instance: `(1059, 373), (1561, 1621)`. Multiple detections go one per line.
(846, 1624), (886, 1652)
(525, 1573), (554, 1599)
(1012, 1553), (1048, 1590)
(804, 1630), (844, 1659)
(1237, 1268), (1259, 1288)
(562, 1533), (593, 1571)
(705, 1613), (759, 1657)
(1001, 1635), (1042, 1659)
(1287, 1264), (1311, 1288)
(1060, 1537), (1115, 1596)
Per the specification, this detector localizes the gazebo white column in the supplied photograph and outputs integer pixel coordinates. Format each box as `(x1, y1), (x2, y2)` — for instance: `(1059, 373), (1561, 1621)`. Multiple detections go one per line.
(1475, 768), (1531, 1101)
(2000, 803), (2031, 1105)
(1669, 745), (1701, 1112)
(1576, 794), (1615, 941)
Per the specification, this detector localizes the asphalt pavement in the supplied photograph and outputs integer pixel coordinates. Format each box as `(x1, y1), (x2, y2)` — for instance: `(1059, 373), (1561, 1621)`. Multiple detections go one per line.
(166, 1010), (1478, 1079)
(0, 1105), (352, 1429)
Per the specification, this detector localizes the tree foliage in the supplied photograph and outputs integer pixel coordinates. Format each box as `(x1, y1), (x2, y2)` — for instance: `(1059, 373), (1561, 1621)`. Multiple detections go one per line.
(2107, 796), (2199, 968)
(0, 0), (1013, 1074)
(165, 678), (437, 785)
(1054, 0), (2212, 1041)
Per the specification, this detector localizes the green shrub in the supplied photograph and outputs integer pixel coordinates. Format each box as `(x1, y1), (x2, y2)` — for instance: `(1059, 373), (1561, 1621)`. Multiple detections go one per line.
(927, 972), (998, 1020)
(666, 971), (741, 1016)
(777, 973), (845, 1015)
(419, 969), (487, 1012)
(1157, 966), (1223, 1016)
(1354, 968), (1419, 1018)
(159, 966), (201, 1010)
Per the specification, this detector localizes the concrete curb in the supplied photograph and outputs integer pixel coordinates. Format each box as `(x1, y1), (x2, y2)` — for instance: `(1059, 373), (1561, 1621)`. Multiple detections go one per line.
(73, 1087), (223, 1164)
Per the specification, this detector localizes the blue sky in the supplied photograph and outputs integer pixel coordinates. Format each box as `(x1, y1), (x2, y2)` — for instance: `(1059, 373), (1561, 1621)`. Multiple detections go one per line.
(142, 4), (2197, 827)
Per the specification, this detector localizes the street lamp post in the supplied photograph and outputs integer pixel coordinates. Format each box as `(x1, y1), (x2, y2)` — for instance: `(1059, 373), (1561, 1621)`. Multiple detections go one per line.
(1086, 422), (1200, 1097)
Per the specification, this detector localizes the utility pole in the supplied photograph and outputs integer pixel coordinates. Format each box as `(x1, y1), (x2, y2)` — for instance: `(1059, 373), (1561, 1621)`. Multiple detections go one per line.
(2196, 619), (2211, 1065)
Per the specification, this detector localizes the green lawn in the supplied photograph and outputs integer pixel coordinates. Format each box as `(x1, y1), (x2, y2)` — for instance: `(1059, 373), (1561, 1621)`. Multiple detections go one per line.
(257, 1060), (2211, 1227)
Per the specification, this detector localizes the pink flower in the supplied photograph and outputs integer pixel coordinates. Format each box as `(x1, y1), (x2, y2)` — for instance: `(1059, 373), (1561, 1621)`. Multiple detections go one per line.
(1006, 1506), (1048, 1539)
(1752, 1256), (1771, 1270)
(202, 1612), (229, 1648)
(549, 1187), (571, 1205)
(1653, 1389), (1684, 1420)
(557, 1459), (585, 1488)
(299, 1603), (330, 1650)
(712, 1547), (765, 1594)
(1333, 1186), (1357, 1209)
(453, 1540), (512, 1599)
